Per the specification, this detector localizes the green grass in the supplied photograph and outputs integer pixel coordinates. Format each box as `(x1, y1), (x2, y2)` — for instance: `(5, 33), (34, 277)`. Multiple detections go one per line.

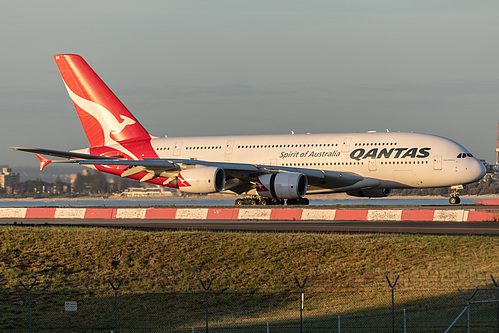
(1, 226), (498, 331)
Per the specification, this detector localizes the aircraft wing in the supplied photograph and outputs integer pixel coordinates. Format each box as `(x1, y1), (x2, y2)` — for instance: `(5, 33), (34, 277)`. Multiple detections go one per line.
(13, 147), (364, 191)
(77, 158), (260, 172)
(10, 147), (121, 160)
(76, 158), (364, 189)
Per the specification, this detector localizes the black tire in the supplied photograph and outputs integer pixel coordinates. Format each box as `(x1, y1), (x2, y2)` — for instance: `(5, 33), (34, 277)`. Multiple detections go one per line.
(235, 198), (245, 206)
(449, 196), (460, 205)
(300, 198), (310, 206)
(271, 198), (285, 205)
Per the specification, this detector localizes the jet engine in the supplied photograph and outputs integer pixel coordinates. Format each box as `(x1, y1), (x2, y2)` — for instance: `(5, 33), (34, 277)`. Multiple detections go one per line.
(346, 188), (392, 198)
(256, 172), (308, 199)
(177, 167), (225, 194)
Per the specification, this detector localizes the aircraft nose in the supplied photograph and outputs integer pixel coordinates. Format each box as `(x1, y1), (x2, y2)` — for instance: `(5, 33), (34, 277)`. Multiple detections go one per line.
(470, 158), (486, 182)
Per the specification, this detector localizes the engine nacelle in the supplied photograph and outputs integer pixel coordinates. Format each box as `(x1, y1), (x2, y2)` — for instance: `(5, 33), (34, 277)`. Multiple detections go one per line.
(346, 188), (392, 198)
(177, 167), (225, 194)
(256, 172), (308, 199)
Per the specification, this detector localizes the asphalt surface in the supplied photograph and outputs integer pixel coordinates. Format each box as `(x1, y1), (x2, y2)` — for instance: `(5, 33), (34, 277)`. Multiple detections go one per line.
(2, 218), (499, 235)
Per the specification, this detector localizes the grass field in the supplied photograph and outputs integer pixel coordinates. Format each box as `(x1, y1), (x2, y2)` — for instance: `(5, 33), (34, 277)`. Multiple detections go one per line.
(1, 225), (498, 331)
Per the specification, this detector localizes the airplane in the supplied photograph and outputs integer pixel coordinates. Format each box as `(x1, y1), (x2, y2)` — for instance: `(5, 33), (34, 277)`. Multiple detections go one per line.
(12, 54), (486, 205)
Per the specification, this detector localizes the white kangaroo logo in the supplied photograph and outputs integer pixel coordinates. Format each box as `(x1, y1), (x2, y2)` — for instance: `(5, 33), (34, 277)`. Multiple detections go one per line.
(64, 83), (139, 159)
(111, 115), (136, 135)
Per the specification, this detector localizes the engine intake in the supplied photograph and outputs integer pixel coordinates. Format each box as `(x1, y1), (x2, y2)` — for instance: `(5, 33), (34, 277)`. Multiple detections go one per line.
(346, 188), (392, 198)
(177, 167), (225, 194)
(256, 172), (308, 199)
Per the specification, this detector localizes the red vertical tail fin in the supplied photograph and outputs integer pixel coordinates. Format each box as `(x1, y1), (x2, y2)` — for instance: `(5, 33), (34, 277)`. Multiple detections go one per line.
(54, 54), (151, 148)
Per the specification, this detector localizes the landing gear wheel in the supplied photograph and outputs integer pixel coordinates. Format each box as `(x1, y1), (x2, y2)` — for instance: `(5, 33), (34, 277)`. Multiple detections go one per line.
(271, 198), (285, 205)
(298, 198), (310, 206)
(286, 198), (309, 206)
(449, 185), (464, 205)
(235, 196), (288, 206)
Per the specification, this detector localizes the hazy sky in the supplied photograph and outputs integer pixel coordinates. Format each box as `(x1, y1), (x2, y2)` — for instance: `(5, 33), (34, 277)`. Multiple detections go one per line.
(1, 1), (499, 167)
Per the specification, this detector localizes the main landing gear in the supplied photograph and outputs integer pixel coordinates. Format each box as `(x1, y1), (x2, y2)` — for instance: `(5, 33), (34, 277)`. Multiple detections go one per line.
(234, 196), (310, 206)
(449, 185), (463, 205)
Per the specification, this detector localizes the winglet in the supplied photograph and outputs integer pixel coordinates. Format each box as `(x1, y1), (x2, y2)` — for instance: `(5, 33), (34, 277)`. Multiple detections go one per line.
(35, 154), (52, 171)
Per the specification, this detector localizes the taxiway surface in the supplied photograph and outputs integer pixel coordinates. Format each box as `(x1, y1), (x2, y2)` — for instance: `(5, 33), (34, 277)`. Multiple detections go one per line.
(2, 218), (499, 235)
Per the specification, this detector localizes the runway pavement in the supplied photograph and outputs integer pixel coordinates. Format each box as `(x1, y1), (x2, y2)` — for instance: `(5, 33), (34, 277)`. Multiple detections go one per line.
(1, 218), (499, 235)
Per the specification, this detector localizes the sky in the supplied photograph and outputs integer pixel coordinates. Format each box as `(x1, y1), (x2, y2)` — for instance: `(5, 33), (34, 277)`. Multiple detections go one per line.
(1, 1), (499, 167)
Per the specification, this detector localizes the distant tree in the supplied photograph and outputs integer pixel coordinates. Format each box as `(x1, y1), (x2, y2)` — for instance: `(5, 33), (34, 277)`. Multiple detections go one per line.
(54, 176), (65, 194)
(72, 173), (88, 193)
(89, 171), (109, 193)
(72, 171), (109, 194)
(109, 175), (131, 193)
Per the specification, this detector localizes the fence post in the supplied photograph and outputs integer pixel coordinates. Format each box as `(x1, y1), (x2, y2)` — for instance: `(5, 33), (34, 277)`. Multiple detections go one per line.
(492, 275), (499, 333)
(108, 278), (123, 333)
(200, 275), (214, 333)
(386, 275), (399, 333)
(295, 275), (308, 333)
(458, 288), (478, 333)
(403, 308), (406, 333)
(20, 279), (37, 333)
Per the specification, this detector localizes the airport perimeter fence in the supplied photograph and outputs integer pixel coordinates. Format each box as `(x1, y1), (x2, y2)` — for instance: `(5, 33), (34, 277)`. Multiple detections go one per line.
(1, 270), (499, 332)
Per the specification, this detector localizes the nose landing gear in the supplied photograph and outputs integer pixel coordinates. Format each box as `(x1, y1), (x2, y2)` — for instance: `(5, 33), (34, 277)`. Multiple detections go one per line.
(449, 185), (464, 205)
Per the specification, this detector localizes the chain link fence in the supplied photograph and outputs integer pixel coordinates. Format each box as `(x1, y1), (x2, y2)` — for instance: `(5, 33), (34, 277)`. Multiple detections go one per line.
(1, 270), (498, 332)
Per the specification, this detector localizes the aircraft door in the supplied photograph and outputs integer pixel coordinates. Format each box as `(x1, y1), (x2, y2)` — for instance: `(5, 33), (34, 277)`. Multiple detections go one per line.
(368, 160), (377, 171)
(225, 141), (235, 154)
(225, 140), (235, 161)
(433, 156), (442, 170)
(342, 137), (352, 152)
(174, 142), (183, 156)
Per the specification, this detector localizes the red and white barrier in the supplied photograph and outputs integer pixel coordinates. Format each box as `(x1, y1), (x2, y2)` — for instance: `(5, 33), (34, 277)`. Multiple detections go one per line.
(0, 207), (497, 222)
(476, 199), (499, 205)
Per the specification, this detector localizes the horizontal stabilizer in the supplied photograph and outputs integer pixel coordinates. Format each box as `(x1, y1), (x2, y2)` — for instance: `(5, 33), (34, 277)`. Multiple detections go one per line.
(35, 154), (52, 171)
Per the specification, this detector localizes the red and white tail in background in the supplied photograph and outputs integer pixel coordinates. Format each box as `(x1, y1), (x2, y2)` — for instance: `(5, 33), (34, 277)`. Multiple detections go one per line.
(54, 54), (151, 148)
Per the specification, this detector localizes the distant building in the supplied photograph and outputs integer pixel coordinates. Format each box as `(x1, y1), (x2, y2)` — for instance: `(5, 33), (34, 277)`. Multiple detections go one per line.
(0, 167), (20, 192)
(117, 187), (175, 197)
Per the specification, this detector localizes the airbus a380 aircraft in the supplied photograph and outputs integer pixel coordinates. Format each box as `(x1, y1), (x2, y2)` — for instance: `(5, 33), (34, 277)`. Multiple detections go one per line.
(12, 54), (486, 205)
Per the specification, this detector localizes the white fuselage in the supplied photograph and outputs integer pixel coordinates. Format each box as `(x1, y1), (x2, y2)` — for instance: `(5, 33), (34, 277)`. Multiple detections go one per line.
(144, 131), (485, 193)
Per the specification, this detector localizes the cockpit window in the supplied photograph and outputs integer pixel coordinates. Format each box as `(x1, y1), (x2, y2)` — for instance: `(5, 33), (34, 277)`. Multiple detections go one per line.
(457, 152), (473, 158)
(467, 153), (473, 157)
